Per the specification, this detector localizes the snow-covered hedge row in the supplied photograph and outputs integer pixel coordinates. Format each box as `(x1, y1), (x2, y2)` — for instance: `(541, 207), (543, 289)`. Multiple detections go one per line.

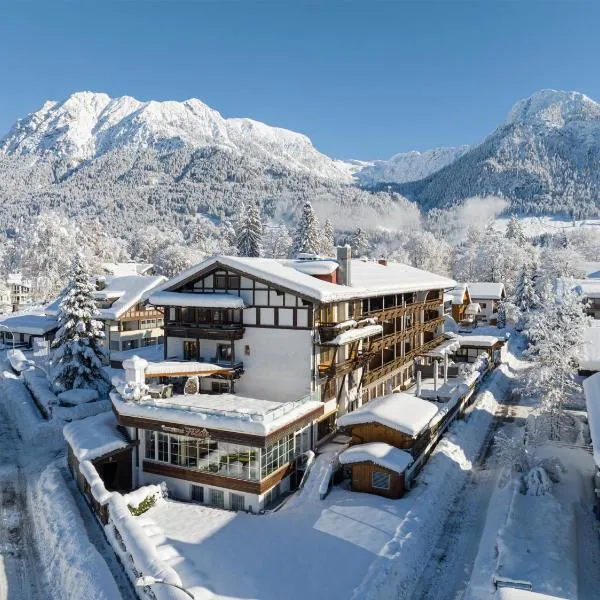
(23, 369), (57, 418)
(107, 492), (189, 600)
(30, 463), (122, 600)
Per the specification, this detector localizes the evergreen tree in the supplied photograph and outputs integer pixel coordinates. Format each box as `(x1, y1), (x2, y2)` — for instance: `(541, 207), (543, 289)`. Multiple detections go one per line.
(51, 254), (109, 393)
(292, 201), (321, 256)
(505, 216), (526, 246)
(349, 227), (369, 257)
(514, 263), (541, 313)
(321, 219), (336, 256)
(236, 200), (262, 257)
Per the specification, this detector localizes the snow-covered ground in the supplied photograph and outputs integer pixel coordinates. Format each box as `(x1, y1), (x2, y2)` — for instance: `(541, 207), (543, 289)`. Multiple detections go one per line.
(495, 215), (600, 237)
(121, 333), (525, 600)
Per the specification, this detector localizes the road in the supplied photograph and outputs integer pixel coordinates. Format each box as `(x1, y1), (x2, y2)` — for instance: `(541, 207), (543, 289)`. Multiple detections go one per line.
(0, 388), (49, 600)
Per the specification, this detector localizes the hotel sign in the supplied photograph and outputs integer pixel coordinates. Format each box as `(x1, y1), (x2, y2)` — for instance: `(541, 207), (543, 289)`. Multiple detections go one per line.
(161, 425), (211, 438)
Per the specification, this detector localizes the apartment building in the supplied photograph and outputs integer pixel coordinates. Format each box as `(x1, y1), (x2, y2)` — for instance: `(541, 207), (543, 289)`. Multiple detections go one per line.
(110, 248), (455, 511)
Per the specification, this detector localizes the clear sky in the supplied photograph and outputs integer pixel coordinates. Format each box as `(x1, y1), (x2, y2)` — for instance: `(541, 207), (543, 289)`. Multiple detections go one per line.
(1, 1), (599, 160)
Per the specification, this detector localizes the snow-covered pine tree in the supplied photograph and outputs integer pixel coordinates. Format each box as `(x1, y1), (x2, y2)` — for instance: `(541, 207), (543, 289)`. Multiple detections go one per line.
(236, 200), (262, 257)
(514, 263), (541, 313)
(505, 216), (526, 246)
(51, 254), (109, 393)
(292, 201), (321, 256)
(321, 219), (335, 256)
(349, 227), (369, 257)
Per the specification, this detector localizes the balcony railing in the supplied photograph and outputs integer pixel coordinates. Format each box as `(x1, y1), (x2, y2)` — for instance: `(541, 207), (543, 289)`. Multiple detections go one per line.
(166, 322), (245, 340)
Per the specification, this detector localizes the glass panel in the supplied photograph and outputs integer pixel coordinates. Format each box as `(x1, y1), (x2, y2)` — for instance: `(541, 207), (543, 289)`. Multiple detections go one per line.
(145, 431), (156, 460)
(157, 433), (169, 462)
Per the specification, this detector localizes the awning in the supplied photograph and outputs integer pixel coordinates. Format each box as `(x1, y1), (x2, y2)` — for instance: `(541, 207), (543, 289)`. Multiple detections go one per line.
(420, 338), (461, 358)
(144, 361), (233, 378)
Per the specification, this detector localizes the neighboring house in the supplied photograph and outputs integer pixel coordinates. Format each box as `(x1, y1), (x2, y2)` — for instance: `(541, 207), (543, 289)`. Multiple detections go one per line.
(0, 282), (12, 314)
(583, 373), (600, 517)
(0, 313), (58, 349)
(444, 284), (480, 324)
(45, 274), (166, 362)
(109, 248), (455, 511)
(575, 280), (600, 319)
(466, 282), (506, 325)
(7, 273), (32, 310)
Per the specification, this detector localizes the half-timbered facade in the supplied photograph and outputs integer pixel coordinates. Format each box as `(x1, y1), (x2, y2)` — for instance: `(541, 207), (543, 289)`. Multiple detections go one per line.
(111, 248), (455, 510)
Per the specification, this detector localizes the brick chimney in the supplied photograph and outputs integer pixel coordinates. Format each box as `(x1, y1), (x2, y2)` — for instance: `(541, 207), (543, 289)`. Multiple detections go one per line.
(336, 245), (352, 286)
(378, 258), (388, 266)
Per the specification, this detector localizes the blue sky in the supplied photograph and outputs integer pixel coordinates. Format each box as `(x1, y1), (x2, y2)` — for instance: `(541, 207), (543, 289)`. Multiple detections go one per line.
(1, 1), (599, 159)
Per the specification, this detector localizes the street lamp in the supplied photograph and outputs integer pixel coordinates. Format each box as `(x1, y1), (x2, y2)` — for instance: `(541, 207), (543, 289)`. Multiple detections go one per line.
(135, 576), (195, 599)
(0, 323), (15, 350)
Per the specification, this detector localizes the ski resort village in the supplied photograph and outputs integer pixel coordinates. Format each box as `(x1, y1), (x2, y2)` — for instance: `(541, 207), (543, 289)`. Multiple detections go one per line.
(5, 3), (600, 598)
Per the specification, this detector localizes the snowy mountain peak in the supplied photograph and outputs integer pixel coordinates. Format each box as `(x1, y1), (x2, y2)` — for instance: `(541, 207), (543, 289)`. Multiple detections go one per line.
(505, 89), (600, 128)
(0, 91), (353, 181)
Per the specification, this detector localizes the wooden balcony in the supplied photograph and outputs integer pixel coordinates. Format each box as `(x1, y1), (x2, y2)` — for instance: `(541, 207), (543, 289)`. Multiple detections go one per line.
(165, 322), (245, 341)
(318, 353), (369, 379)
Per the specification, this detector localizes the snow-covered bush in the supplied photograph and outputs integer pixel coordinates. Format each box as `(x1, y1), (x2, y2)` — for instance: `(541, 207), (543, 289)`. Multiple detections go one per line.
(521, 466), (552, 496)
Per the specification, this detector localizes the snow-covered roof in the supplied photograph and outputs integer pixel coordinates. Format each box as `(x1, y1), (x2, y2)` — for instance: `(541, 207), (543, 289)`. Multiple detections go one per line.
(149, 291), (246, 309)
(144, 361), (230, 377)
(580, 326), (600, 372)
(95, 275), (167, 320)
(322, 324), (383, 346)
(111, 390), (322, 436)
(101, 262), (154, 276)
(458, 335), (502, 348)
(159, 255), (456, 303)
(337, 392), (439, 437)
(290, 259), (338, 276)
(581, 261), (600, 280)
(339, 442), (413, 474)
(583, 373), (600, 467)
(63, 411), (130, 462)
(466, 282), (505, 300)
(7, 273), (30, 287)
(465, 302), (481, 315)
(447, 284), (470, 305)
(575, 279), (600, 299)
(420, 337), (460, 358)
(0, 313), (58, 335)
(496, 589), (568, 600)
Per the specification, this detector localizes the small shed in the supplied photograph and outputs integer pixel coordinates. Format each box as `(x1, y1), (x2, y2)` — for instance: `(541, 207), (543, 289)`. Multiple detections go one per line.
(337, 392), (439, 451)
(339, 442), (413, 499)
(455, 335), (505, 366)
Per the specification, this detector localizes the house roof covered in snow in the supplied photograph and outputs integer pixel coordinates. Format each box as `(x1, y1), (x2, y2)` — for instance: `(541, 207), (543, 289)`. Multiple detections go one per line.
(149, 291), (245, 309)
(575, 279), (600, 299)
(6, 273), (31, 287)
(63, 411), (131, 462)
(458, 335), (503, 348)
(446, 284), (471, 305)
(466, 282), (505, 300)
(337, 392), (439, 437)
(583, 373), (600, 468)
(0, 313), (58, 335)
(580, 326), (600, 372)
(101, 262), (154, 276)
(339, 442), (413, 473)
(157, 255), (456, 303)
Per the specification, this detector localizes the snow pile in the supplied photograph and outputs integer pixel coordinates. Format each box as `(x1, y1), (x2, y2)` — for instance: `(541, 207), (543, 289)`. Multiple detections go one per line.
(494, 483), (576, 598)
(340, 442), (413, 474)
(323, 324), (383, 346)
(107, 492), (188, 600)
(149, 290), (246, 309)
(63, 411), (130, 462)
(79, 460), (113, 505)
(123, 483), (167, 510)
(29, 462), (123, 600)
(58, 388), (99, 406)
(337, 392), (438, 437)
(23, 369), (57, 417)
(7, 348), (34, 372)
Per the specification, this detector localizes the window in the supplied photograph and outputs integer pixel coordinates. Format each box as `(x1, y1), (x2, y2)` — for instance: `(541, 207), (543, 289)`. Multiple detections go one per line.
(109, 341), (120, 351)
(209, 488), (225, 508)
(184, 340), (198, 361)
(228, 275), (240, 289)
(211, 381), (230, 394)
(372, 471), (391, 490)
(480, 303), (487, 309)
(157, 433), (169, 462)
(214, 273), (227, 289)
(145, 431), (157, 460)
(230, 493), (245, 511)
(217, 344), (232, 362)
(191, 485), (204, 503)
